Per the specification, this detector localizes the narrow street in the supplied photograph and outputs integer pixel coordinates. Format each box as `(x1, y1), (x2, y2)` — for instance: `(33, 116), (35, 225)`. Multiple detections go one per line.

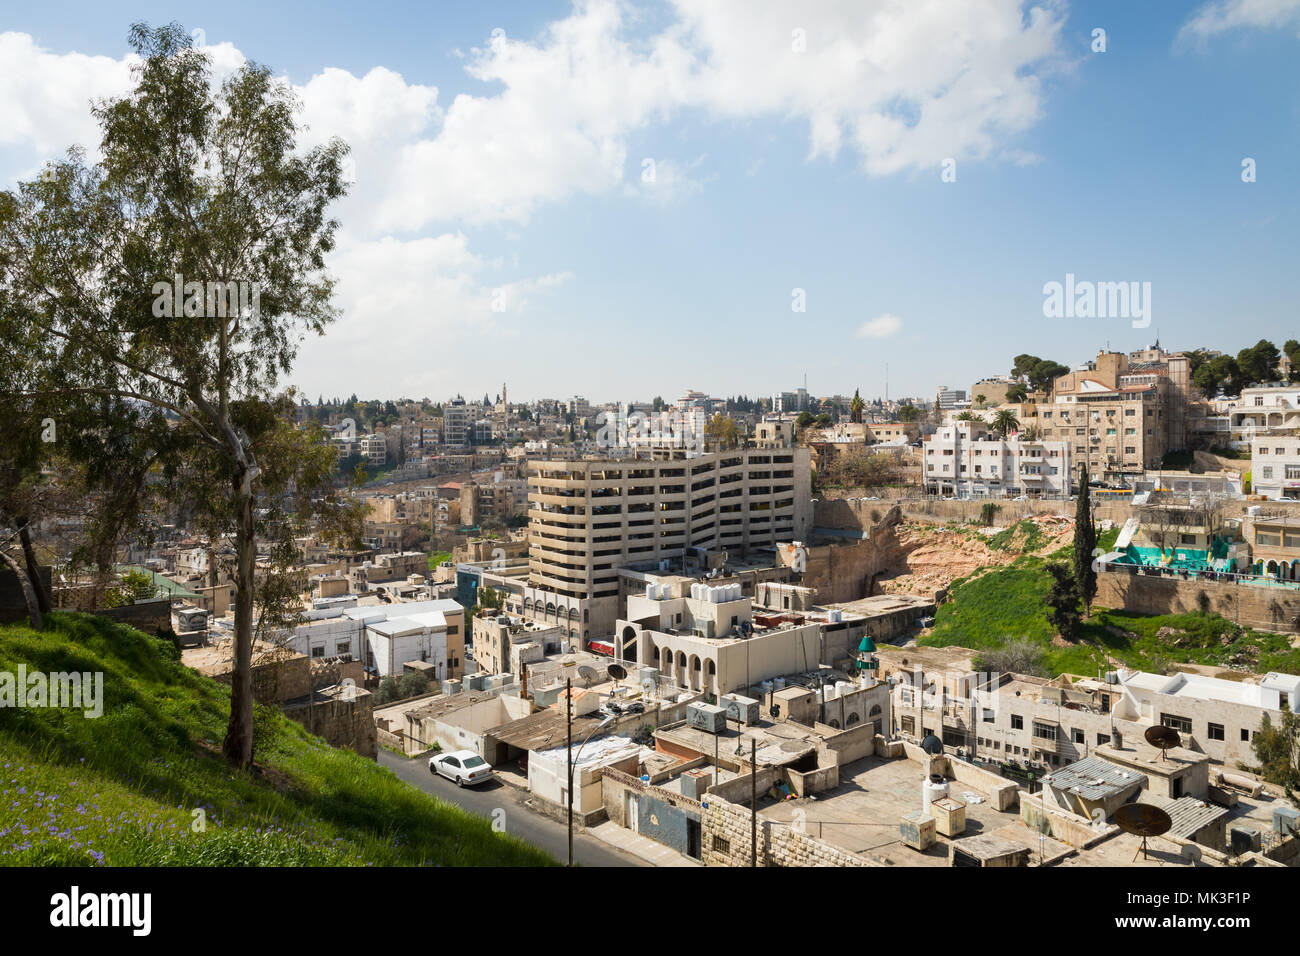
(378, 750), (645, 867)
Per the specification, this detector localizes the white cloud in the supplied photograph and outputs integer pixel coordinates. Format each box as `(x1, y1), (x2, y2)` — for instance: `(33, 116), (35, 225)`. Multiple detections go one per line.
(0, 32), (134, 156)
(856, 313), (902, 338)
(295, 233), (572, 394)
(2, 2), (1069, 230)
(1178, 0), (1300, 45)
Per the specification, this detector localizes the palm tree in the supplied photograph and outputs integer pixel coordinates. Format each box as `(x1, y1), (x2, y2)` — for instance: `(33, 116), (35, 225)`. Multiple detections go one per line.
(850, 389), (865, 424)
(991, 409), (1021, 438)
(955, 411), (977, 421)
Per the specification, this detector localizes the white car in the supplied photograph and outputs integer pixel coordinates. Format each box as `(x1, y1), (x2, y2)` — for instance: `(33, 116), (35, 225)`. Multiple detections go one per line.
(429, 750), (494, 787)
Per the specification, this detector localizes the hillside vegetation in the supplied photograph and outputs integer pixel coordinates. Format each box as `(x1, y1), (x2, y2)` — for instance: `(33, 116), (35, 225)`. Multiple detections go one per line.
(0, 613), (553, 867)
(920, 526), (1300, 678)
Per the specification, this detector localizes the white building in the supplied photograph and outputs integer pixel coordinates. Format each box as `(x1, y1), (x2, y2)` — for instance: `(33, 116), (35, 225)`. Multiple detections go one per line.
(272, 598), (466, 680)
(923, 421), (1072, 498)
(1228, 385), (1300, 449)
(1250, 433), (1300, 500)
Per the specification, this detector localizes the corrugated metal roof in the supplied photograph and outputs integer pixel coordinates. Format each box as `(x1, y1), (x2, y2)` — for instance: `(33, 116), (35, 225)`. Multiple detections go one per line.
(1154, 796), (1228, 839)
(1042, 755), (1146, 801)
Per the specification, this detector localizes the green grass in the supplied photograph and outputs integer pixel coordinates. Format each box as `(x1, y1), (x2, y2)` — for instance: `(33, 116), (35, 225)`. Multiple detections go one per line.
(921, 534), (1300, 678)
(0, 613), (554, 867)
(427, 550), (452, 571)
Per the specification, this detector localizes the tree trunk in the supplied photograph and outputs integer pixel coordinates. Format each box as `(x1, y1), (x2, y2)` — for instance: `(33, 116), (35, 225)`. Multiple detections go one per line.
(0, 547), (43, 630)
(19, 523), (51, 614)
(222, 466), (257, 770)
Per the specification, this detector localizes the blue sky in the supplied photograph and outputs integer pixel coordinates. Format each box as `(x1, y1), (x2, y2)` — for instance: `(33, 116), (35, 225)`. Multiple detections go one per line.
(0, 0), (1297, 404)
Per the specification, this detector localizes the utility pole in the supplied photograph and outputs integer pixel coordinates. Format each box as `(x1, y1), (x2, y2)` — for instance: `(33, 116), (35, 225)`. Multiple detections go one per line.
(566, 677), (573, 868)
(750, 738), (757, 867)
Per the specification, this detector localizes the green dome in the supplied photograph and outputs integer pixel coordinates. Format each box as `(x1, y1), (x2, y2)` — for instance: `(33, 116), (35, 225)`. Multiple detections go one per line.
(857, 636), (877, 653)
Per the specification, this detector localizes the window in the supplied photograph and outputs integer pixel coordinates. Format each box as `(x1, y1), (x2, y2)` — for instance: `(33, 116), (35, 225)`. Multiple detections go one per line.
(712, 835), (730, 855)
(1241, 728), (1250, 742)
(1207, 723), (1225, 741)
(982, 709), (994, 723)
(1032, 721), (1057, 741)
(1161, 713), (1192, 734)
(1011, 714), (1023, 730)
(311, 645), (325, 659)
(1073, 729), (1085, 744)
(1096, 733), (1111, 746)
(336, 641), (350, 656)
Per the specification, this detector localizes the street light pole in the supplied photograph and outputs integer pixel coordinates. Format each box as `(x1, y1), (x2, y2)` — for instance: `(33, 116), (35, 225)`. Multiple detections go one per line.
(750, 737), (757, 867)
(566, 677), (573, 867)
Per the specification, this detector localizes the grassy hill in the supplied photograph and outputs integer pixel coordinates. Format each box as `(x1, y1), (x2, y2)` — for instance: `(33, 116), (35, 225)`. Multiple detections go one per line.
(0, 612), (553, 867)
(921, 527), (1300, 679)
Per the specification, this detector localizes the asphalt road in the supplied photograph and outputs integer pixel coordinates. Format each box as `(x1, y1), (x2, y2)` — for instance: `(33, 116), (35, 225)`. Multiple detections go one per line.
(378, 750), (644, 867)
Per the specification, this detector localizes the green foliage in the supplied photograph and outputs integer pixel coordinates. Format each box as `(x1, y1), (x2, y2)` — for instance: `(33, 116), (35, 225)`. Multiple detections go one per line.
(1248, 707), (1300, 807)
(978, 502), (1001, 527)
(971, 640), (1050, 678)
(1044, 563), (1082, 642)
(102, 570), (159, 608)
(0, 613), (552, 866)
(1074, 464), (1097, 614)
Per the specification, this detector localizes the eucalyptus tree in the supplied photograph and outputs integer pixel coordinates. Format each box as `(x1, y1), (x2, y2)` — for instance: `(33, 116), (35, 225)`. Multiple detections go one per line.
(0, 22), (351, 768)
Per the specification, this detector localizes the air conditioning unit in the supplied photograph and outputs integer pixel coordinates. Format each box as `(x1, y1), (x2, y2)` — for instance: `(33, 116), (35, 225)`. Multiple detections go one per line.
(1230, 826), (1261, 854)
(686, 702), (727, 734)
(719, 693), (759, 725)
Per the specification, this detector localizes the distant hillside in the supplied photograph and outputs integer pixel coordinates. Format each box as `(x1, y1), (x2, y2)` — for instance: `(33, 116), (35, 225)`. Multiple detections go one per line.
(0, 613), (553, 866)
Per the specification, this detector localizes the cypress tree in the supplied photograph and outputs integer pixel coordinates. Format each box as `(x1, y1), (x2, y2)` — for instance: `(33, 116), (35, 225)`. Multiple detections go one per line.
(1074, 463), (1097, 617)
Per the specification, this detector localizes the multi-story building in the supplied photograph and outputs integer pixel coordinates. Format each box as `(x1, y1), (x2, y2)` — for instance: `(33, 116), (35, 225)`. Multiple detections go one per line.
(359, 434), (387, 465)
(1025, 347), (1190, 483)
(1229, 385), (1300, 450)
(523, 445), (812, 643)
(443, 400), (471, 449)
(922, 421), (1071, 498)
(883, 648), (1300, 772)
(935, 386), (967, 410)
(771, 388), (810, 414)
(1250, 434), (1300, 501)
(460, 475), (528, 526)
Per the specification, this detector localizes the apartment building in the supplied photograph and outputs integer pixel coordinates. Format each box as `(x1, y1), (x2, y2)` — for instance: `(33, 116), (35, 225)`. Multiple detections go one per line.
(1250, 434), (1300, 500)
(935, 386), (967, 410)
(524, 446), (812, 642)
(889, 655), (1300, 771)
(443, 400), (471, 449)
(923, 421), (1071, 498)
(460, 475), (528, 525)
(1026, 347), (1189, 483)
(1231, 385), (1300, 449)
(358, 434), (387, 465)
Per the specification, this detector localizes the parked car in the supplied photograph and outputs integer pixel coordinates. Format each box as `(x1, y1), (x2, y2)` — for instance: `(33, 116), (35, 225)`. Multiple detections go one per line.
(429, 750), (495, 787)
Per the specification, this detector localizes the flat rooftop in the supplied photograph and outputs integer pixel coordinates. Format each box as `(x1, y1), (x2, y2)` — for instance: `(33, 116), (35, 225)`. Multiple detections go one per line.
(757, 754), (1025, 866)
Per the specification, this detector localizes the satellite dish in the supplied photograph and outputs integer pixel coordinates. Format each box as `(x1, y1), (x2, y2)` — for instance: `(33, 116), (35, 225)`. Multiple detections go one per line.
(1145, 725), (1182, 761)
(607, 663), (628, 681)
(577, 665), (598, 683)
(769, 705), (780, 719)
(1115, 803), (1172, 862)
